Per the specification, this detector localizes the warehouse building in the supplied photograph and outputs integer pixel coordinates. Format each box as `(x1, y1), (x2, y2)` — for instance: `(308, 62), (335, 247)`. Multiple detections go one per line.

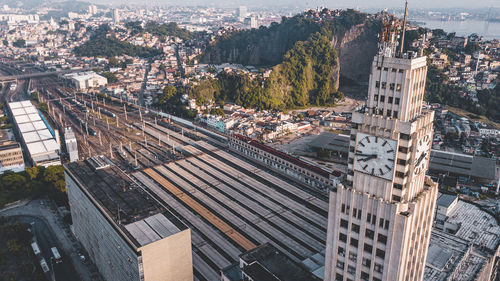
(0, 129), (24, 173)
(65, 156), (193, 281)
(63, 71), (108, 90)
(8, 101), (60, 167)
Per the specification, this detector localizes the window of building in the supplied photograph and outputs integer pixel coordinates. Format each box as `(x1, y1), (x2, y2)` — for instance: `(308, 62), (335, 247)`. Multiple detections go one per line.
(397, 159), (406, 165)
(398, 146), (408, 153)
(396, 84), (402, 91)
(398, 69), (404, 73)
(380, 95), (385, 102)
(376, 249), (386, 259)
(393, 111), (399, 118)
(383, 67), (389, 71)
(372, 215), (377, 224)
(341, 204), (346, 213)
(361, 271), (370, 281)
(395, 171), (405, 178)
(338, 247), (345, 257)
(364, 243), (373, 253)
(352, 224), (360, 233)
(382, 82), (387, 89)
(395, 97), (400, 104)
(362, 258), (371, 268)
(366, 229), (374, 239)
(350, 238), (359, 248)
(375, 81), (380, 88)
(374, 263), (383, 273)
(348, 266), (356, 275)
(340, 219), (348, 229)
(390, 83), (395, 90)
(377, 67), (382, 70)
(379, 218), (384, 228)
(378, 234), (387, 245)
(337, 260), (345, 269)
(400, 133), (410, 140)
(385, 220), (390, 230)
(367, 213), (371, 223)
(340, 233), (347, 242)
(357, 210), (362, 220)
(374, 94), (379, 101)
(388, 97), (393, 103)
(392, 68), (397, 73)
(387, 110), (392, 117)
(392, 195), (401, 202)
(335, 273), (343, 281)
(394, 183), (403, 190)
(353, 208), (357, 217)
(349, 252), (357, 262)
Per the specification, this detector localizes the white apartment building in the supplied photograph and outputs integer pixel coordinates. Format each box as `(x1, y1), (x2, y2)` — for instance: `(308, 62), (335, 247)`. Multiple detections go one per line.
(324, 15), (438, 281)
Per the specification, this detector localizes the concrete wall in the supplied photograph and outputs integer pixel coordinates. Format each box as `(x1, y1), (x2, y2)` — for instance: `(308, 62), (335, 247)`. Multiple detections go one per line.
(66, 172), (141, 281)
(141, 229), (193, 281)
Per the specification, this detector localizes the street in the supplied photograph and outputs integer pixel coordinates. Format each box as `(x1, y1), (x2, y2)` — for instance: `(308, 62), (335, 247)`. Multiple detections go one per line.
(0, 199), (103, 281)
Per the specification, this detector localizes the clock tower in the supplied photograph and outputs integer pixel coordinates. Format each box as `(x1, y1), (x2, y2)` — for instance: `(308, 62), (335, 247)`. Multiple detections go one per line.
(324, 7), (438, 281)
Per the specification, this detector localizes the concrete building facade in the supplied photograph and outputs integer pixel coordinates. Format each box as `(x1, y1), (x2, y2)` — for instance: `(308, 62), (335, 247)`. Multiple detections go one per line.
(324, 17), (438, 281)
(0, 140), (24, 173)
(65, 156), (193, 281)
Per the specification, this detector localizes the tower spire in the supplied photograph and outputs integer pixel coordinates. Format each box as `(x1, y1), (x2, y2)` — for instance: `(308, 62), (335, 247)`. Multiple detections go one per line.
(399, 1), (408, 57)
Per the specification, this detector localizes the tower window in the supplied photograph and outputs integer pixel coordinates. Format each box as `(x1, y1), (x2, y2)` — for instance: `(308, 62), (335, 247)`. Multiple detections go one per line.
(362, 258), (371, 267)
(340, 219), (348, 228)
(392, 195), (401, 202)
(352, 223), (360, 233)
(383, 67), (389, 71)
(391, 68), (397, 73)
(340, 233), (347, 242)
(388, 97), (393, 103)
(374, 94), (378, 101)
(367, 213), (372, 223)
(376, 249), (386, 259)
(337, 261), (345, 269)
(375, 81), (380, 88)
(381, 82), (387, 89)
(396, 84), (402, 91)
(364, 243), (373, 253)
(378, 234), (388, 244)
(390, 83), (395, 90)
(361, 272), (370, 281)
(350, 238), (359, 248)
(338, 247), (345, 256)
(380, 96), (385, 102)
(398, 69), (404, 73)
(366, 229), (374, 239)
(394, 183), (403, 190)
(374, 263), (384, 273)
(387, 110), (392, 117)
(349, 252), (357, 262)
(395, 97), (400, 104)
(400, 133), (410, 140)
(393, 111), (399, 118)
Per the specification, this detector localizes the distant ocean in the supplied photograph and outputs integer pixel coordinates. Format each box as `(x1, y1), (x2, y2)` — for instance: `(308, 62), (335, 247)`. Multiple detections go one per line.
(412, 19), (500, 40)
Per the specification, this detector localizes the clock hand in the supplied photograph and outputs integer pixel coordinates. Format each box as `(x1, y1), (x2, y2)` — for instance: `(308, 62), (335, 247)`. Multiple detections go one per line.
(355, 152), (377, 157)
(358, 155), (377, 162)
(415, 152), (427, 167)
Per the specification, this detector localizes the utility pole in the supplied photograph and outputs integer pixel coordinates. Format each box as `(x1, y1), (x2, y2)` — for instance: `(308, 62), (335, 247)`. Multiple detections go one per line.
(99, 131), (102, 146)
(139, 108), (142, 121)
(158, 134), (161, 146)
(124, 104), (127, 120)
(116, 115), (119, 128)
(109, 143), (113, 158)
(120, 142), (123, 154)
(106, 117), (110, 130)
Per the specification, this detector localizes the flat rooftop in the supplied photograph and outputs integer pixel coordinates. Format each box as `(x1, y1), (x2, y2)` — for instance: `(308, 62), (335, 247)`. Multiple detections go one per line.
(65, 157), (186, 248)
(445, 200), (500, 250)
(8, 101), (60, 159)
(308, 132), (350, 154)
(429, 149), (496, 181)
(239, 243), (321, 281)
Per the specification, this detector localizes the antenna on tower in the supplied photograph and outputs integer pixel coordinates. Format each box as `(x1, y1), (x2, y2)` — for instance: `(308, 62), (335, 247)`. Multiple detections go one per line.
(399, 1), (408, 57)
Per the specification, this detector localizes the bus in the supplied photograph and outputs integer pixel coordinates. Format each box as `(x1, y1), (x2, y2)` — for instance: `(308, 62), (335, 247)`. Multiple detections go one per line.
(31, 242), (41, 255)
(39, 258), (49, 273)
(51, 247), (62, 263)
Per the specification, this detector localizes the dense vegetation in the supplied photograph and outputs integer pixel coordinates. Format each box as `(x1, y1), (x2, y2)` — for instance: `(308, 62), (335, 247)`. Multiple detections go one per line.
(0, 165), (68, 208)
(191, 9), (366, 110)
(125, 21), (193, 41)
(74, 24), (161, 58)
(0, 217), (46, 281)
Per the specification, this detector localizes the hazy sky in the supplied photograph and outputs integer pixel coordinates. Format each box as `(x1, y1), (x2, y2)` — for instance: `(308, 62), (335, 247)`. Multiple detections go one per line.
(91, 0), (500, 9)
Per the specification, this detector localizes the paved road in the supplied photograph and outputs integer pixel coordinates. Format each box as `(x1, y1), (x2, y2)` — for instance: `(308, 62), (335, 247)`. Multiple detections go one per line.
(0, 199), (102, 281)
(15, 215), (78, 281)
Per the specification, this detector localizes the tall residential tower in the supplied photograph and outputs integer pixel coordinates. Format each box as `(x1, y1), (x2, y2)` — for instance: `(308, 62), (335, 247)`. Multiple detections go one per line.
(324, 7), (438, 281)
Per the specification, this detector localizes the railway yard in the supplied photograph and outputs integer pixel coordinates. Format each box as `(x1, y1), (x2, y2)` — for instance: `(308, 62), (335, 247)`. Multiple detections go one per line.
(1, 67), (330, 280)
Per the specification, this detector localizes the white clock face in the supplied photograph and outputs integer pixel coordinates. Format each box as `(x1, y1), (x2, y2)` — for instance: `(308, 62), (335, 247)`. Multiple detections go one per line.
(354, 133), (397, 180)
(413, 132), (431, 175)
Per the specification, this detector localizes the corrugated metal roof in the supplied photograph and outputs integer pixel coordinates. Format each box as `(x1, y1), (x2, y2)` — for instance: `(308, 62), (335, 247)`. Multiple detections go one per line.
(124, 213), (181, 247)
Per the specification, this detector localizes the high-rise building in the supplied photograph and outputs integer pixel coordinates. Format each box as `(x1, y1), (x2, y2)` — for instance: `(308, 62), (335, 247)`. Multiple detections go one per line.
(88, 4), (97, 15)
(112, 8), (120, 24)
(324, 6), (438, 281)
(237, 6), (248, 21)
